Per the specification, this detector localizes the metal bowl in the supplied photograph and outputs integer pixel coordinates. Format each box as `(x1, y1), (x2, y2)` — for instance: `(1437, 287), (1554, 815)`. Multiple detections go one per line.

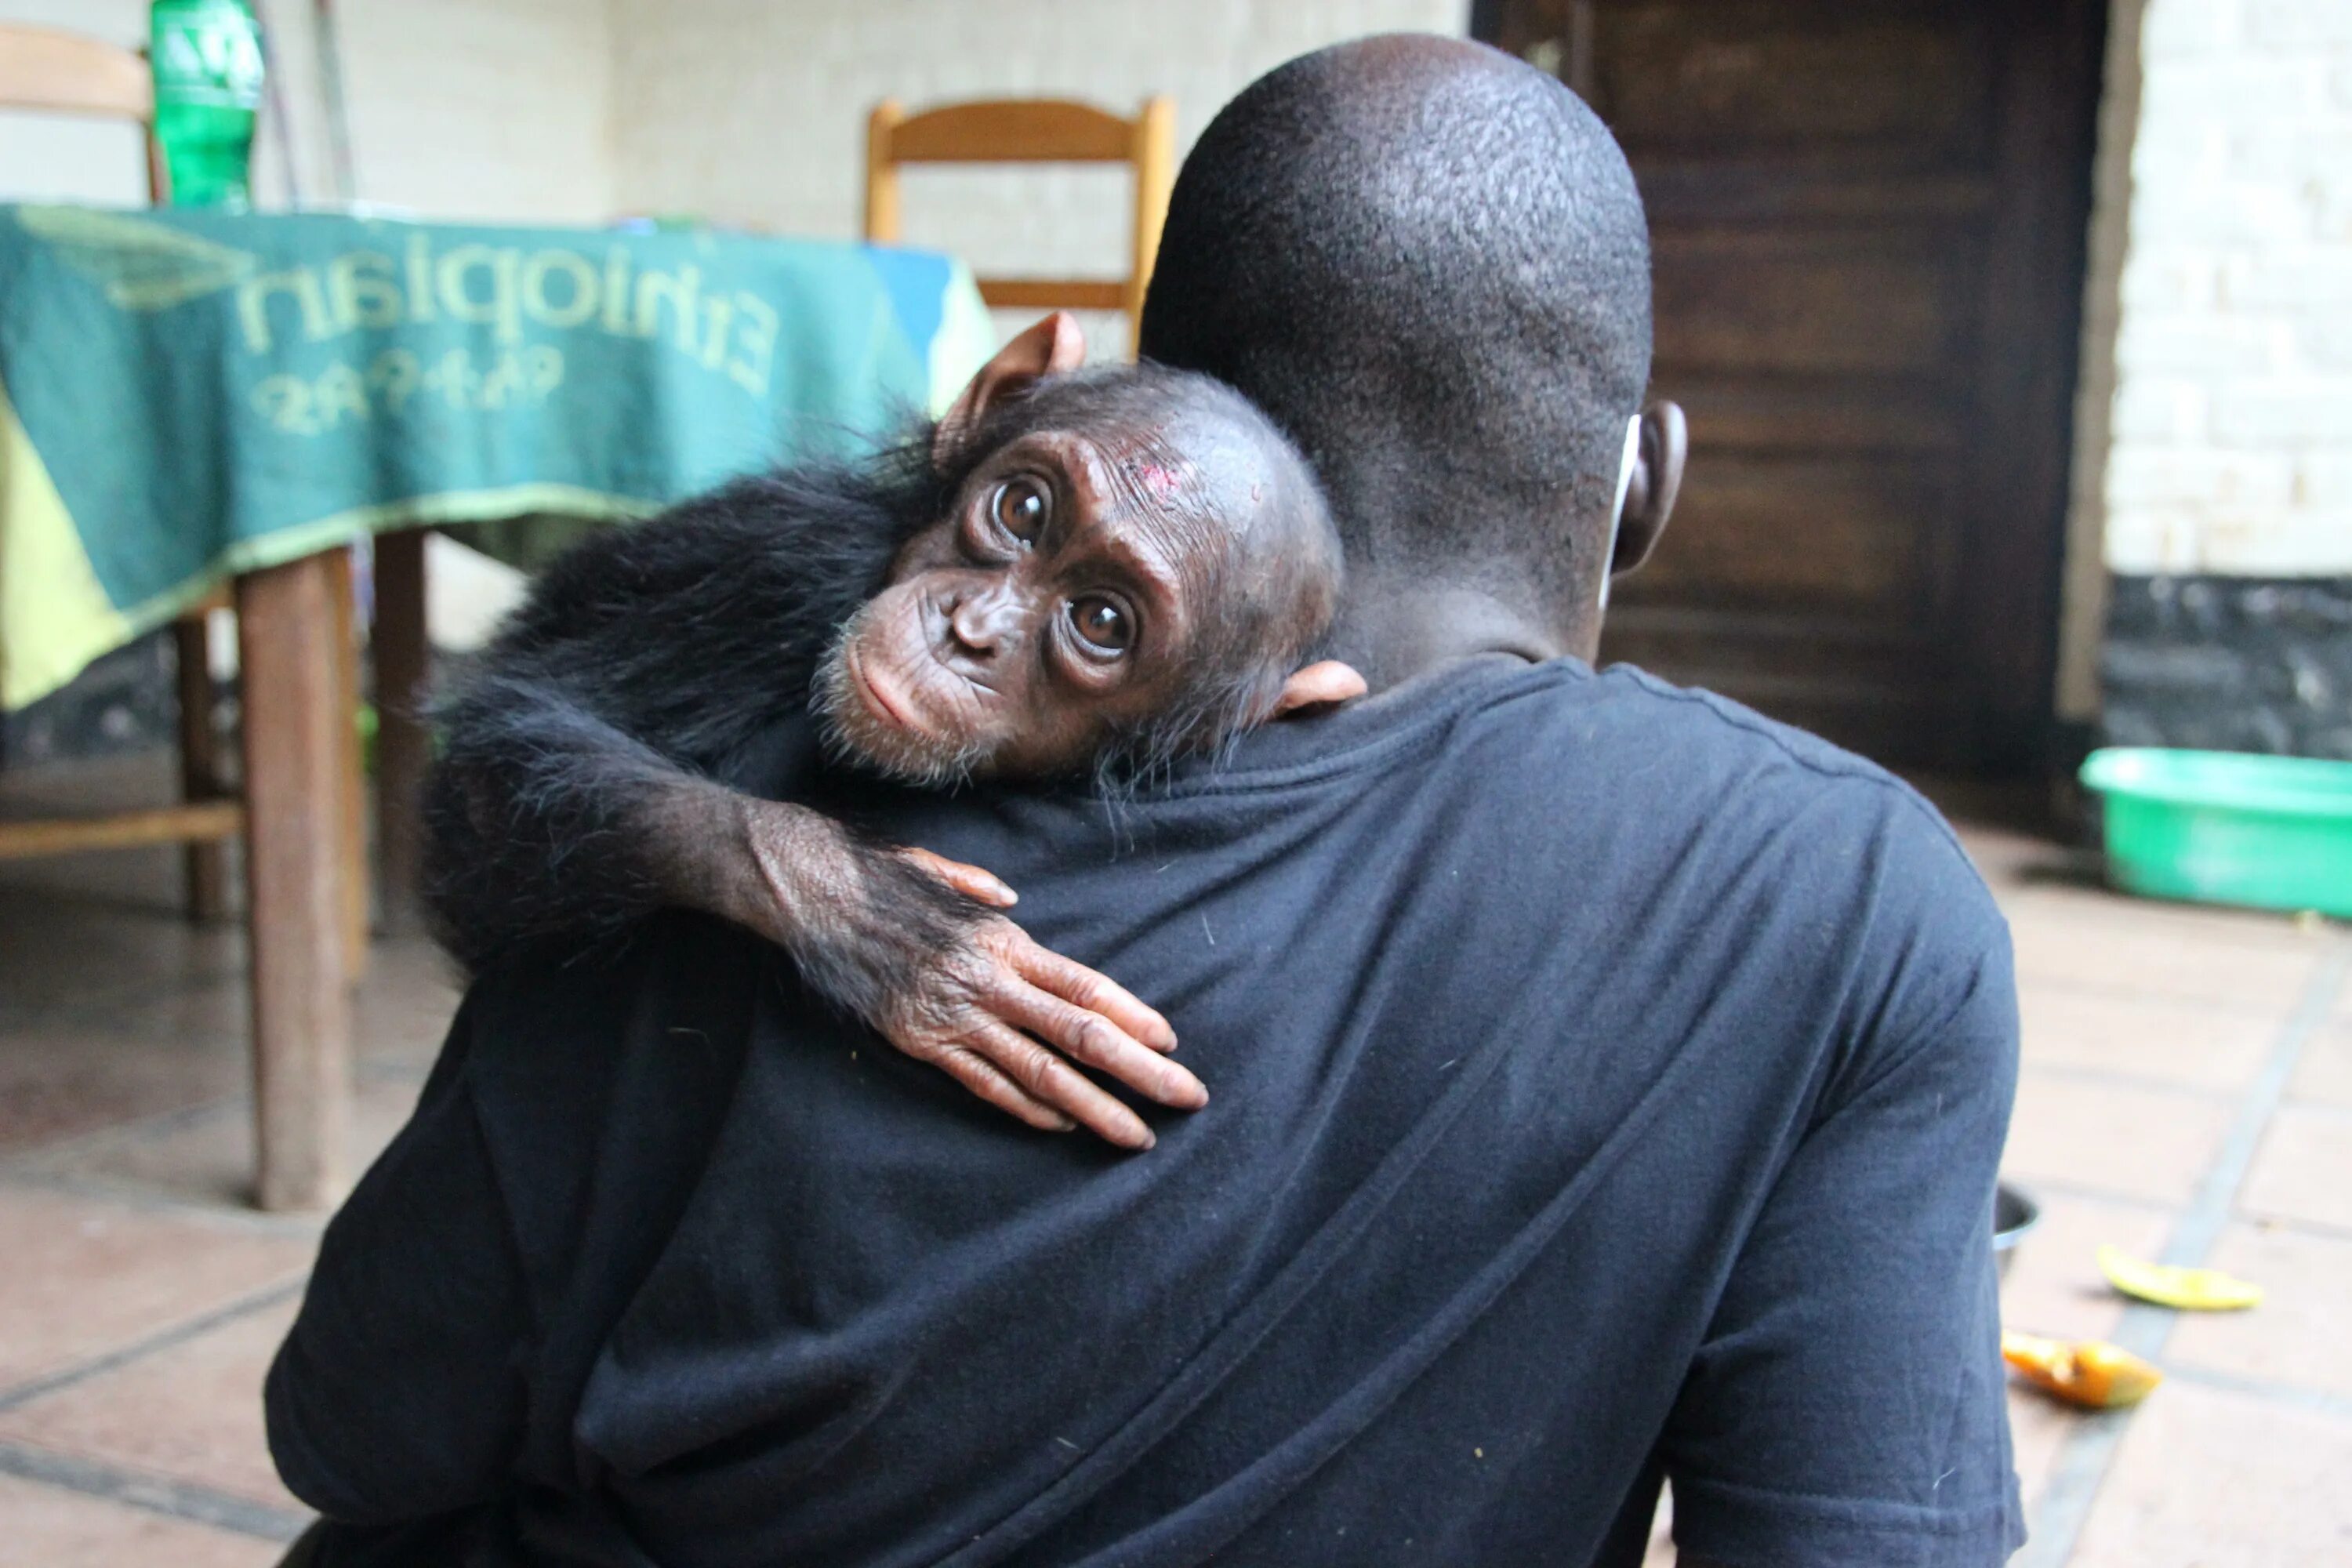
(1994, 1181), (2041, 1281)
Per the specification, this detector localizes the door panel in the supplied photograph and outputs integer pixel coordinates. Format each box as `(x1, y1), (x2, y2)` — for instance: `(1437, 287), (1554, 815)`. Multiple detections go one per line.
(1635, 453), (1957, 614)
(1476, 0), (2104, 773)
(1650, 231), (1973, 376)
(1597, 2), (1994, 159)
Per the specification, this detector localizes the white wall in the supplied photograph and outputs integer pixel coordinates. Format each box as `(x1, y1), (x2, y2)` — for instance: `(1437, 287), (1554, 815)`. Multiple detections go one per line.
(326, 0), (612, 221)
(0, 0), (612, 222)
(604, 0), (1467, 355)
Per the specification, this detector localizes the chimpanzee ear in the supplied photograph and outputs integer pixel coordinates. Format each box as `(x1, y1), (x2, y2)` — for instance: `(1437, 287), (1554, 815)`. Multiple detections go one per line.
(933, 312), (1088, 465)
(1271, 661), (1368, 717)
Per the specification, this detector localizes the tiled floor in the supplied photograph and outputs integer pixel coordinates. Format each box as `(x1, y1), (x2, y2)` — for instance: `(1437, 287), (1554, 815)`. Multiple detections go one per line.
(2, 756), (2348, 1566)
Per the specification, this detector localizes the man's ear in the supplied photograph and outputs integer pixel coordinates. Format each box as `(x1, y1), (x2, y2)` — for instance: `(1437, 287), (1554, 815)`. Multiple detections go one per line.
(932, 312), (1088, 465)
(1272, 660), (1368, 717)
(1612, 399), (1686, 578)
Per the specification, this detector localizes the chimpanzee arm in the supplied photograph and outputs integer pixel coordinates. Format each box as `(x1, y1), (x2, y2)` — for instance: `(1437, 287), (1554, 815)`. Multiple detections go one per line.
(422, 474), (899, 971)
(425, 532), (1203, 1146)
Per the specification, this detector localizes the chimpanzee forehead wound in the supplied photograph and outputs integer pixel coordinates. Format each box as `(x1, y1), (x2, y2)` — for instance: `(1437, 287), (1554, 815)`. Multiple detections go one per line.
(1132, 462), (1189, 503)
(1598, 413), (1641, 612)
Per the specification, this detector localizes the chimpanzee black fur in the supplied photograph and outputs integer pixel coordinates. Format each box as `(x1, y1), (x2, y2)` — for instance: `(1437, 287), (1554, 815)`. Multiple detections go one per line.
(422, 440), (961, 975)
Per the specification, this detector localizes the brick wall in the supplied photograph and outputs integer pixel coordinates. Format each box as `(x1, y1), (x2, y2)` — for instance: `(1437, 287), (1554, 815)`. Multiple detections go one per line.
(604, 0), (1467, 357)
(2090, 0), (2352, 578)
(2059, 0), (2352, 756)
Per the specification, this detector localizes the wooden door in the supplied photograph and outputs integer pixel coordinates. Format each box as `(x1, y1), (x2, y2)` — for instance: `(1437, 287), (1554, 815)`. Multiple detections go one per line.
(1475, 0), (2105, 774)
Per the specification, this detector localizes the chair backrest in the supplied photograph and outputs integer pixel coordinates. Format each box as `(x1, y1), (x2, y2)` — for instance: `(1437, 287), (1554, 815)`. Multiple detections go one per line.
(864, 96), (1175, 353)
(0, 24), (167, 201)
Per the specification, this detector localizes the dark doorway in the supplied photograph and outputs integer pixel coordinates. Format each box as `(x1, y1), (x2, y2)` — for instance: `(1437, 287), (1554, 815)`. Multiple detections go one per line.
(1473, 0), (2107, 775)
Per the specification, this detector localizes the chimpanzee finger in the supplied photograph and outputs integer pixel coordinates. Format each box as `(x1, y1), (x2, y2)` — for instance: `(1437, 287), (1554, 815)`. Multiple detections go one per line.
(928, 1045), (1077, 1134)
(1007, 940), (1178, 1053)
(900, 848), (1018, 908)
(989, 980), (1209, 1112)
(964, 1019), (1159, 1150)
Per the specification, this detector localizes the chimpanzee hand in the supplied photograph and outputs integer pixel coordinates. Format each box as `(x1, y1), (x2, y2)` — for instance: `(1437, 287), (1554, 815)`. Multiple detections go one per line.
(726, 798), (1203, 1149)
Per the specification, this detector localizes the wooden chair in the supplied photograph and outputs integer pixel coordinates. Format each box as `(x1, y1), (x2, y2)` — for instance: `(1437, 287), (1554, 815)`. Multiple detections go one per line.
(863, 96), (1177, 351)
(0, 24), (368, 967)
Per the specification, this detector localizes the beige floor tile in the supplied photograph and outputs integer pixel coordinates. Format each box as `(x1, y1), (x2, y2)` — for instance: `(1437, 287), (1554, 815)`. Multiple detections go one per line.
(1999, 869), (2325, 939)
(24, 1080), (422, 1212)
(2016, 985), (2279, 1093)
(0, 1188), (311, 1390)
(2002, 1071), (2234, 1207)
(1952, 822), (2090, 890)
(2239, 1105), (2352, 1232)
(0, 1024), (243, 1154)
(2006, 1383), (2091, 1517)
(0, 889), (241, 1022)
(0, 1472), (278, 1568)
(2004, 901), (2325, 1008)
(0, 1298), (299, 1510)
(2166, 1222), (2352, 1402)
(1642, 1486), (1674, 1564)
(2065, 1381), (2352, 1568)
(1999, 1189), (2172, 1344)
(352, 937), (463, 1073)
(2288, 1024), (2352, 1109)
(79, 976), (249, 1044)
(72, 938), (456, 1076)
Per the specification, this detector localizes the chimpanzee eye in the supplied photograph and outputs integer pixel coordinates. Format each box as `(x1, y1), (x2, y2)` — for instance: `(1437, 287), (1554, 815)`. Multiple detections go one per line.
(1067, 594), (1134, 655)
(991, 477), (1050, 543)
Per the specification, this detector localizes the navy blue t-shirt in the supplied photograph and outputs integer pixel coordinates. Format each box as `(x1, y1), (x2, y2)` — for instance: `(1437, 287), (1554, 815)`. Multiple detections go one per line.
(270, 656), (2024, 1566)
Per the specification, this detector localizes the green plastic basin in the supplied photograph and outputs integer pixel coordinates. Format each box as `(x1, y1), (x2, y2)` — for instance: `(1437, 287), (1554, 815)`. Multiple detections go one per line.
(2079, 748), (2352, 918)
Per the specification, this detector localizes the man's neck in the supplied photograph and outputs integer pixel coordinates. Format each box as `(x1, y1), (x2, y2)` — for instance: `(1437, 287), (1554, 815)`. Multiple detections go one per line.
(1324, 578), (1594, 694)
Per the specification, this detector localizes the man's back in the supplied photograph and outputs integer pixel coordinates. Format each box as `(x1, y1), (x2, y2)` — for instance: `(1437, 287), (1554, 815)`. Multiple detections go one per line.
(271, 657), (2021, 1567)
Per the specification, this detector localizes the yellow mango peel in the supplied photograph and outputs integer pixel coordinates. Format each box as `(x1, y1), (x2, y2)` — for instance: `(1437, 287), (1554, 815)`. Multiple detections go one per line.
(2001, 1330), (2164, 1409)
(2097, 1245), (2264, 1311)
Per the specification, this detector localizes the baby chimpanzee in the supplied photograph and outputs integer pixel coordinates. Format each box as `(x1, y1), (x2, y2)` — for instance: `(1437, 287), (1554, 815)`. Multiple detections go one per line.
(426, 314), (1359, 1148)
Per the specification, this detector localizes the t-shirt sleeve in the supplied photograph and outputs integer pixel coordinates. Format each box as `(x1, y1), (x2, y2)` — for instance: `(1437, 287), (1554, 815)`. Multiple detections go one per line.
(265, 1000), (532, 1526)
(1659, 820), (2026, 1568)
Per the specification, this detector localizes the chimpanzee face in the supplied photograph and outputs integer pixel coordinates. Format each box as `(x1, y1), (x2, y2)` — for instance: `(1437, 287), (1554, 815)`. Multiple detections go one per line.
(814, 413), (1251, 787)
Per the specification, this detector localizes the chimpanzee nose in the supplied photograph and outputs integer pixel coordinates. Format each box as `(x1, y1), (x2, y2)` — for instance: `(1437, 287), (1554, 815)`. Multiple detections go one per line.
(944, 581), (1024, 659)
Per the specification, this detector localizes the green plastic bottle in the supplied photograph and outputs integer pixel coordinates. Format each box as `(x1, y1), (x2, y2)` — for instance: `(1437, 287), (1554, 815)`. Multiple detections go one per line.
(150, 0), (266, 209)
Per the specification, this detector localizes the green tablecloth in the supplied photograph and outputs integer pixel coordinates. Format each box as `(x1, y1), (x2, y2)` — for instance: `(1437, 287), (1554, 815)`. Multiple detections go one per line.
(0, 205), (995, 710)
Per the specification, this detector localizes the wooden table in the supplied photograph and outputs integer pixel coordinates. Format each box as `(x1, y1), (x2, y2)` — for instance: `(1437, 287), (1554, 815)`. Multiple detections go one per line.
(1, 205), (994, 1209)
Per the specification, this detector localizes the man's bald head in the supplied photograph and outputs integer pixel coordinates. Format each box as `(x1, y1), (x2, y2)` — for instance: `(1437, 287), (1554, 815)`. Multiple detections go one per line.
(1140, 36), (1653, 657)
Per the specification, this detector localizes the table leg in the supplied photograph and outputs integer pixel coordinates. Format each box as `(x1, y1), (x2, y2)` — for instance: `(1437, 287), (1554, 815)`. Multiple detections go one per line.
(237, 551), (354, 1212)
(372, 527), (431, 936)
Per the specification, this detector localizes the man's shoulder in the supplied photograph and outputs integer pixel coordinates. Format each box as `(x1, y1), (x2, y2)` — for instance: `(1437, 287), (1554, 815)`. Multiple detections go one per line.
(1443, 659), (2000, 931)
(1461, 659), (1952, 819)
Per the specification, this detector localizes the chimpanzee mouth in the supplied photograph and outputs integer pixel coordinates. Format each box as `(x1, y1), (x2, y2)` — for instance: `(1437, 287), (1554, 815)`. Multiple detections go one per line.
(813, 624), (989, 790)
(844, 650), (916, 730)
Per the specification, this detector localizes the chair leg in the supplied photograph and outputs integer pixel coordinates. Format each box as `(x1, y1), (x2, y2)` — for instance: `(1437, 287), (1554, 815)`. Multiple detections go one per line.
(327, 548), (370, 979)
(370, 527), (431, 935)
(175, 612), (228, 922)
